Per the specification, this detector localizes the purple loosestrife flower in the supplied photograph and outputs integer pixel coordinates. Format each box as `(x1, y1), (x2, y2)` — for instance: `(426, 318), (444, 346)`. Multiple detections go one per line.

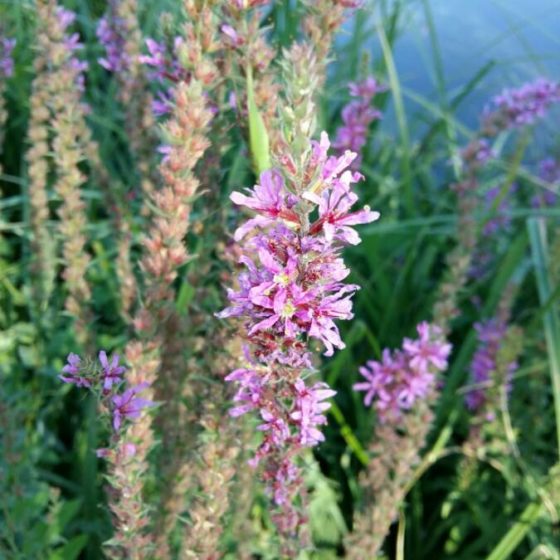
(60, 353), (91, 388)
(333, 76), (385, 167)
(112, 383), (153, 431)
(354, 323), (451, 422)
(483, 78), (560, 133)
(99, 350), (125, 391)
(139, 37), (188, 116)
(55, 7), (88, 93)
(218, 132), (378, 532)
(0, 36), (16, 78)
(465, 319), (516, 415)
(96, 8), (129, 73)
(291, 380), (336, 446)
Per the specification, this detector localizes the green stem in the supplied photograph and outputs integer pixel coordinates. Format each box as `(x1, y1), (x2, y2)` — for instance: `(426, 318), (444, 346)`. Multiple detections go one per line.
(485, 501), (544, 560)
(377, 23), (413, 215)
(527, 218), (560, 459)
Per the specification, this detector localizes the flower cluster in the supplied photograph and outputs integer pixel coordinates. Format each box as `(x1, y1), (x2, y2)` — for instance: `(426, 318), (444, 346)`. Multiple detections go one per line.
(57, 8), (88, 93)
(333, 76), (385, 167)
(1, 35), (15, 79)
(96, 4), (129, 73)
(354, 322), (451, 422)
(139, 37), (189, 116)
(60, 351), (153, 447)
(218, 132), (378, 531)
(483, 77), (560, 134)
(465, 319), (517, 416)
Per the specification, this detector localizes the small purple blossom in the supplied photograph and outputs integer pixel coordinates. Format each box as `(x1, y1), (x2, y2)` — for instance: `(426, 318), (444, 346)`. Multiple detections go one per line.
(60, 353), (91, 388)
(111, 383), (153, 431)
(98, 350), (125, 391)
(0, 36), (16, 78)
(465, 320), (517, 415)
(354, 323), (451, 421)
(290, 380), (336, 446)
(484, 78), (560, 133)
(96, 4), (129, 73)
(139, 36), (188, 117)
(333, 76), (385, 167)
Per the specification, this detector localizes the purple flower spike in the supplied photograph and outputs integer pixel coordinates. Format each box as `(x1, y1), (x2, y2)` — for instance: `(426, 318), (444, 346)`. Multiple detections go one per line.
(333, 76), (385, 167)
(111, 383), (153, 431)
(0, 37), (16, 78)
(354, 323), (451, 421)
(465, 319), (517, 412)
(484, 78), (560, 133)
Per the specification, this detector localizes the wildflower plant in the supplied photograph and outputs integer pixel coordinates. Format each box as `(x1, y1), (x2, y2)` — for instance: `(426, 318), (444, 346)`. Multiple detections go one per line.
(218, 132), (379, 538)
(3, 1), (560, 559)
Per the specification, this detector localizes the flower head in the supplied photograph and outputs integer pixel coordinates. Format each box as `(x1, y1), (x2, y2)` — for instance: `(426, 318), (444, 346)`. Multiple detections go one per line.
(0, 36), (16, 78)
(99, 350), (126, 391)
(354, 323), (451, 421)
(112, 383), (153, 431)
(60, 353), (91, 388)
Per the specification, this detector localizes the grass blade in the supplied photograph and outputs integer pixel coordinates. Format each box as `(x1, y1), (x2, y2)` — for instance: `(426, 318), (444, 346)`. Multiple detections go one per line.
(527, 217), (560, 459)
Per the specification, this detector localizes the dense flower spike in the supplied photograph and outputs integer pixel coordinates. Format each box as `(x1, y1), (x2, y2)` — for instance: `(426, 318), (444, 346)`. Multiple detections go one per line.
(139, 37), (189, 116)
(219, 132), (378, 537)
(97, 10), (129, 73)
(0, 36), (15, 79)
(0, 33), (15, 175)
(354, 322), (451, 421)
(465, 319), (517, 415)
(483, 78), (560, 134)
(333, 76), (385, 167)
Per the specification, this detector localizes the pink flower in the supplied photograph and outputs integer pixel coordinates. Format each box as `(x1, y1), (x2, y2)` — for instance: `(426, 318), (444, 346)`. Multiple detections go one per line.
(112, 383), (153, 431)
(308, 183), (380, 245)
(291, 380), (336, 446)
(403, 322), (452, 375)
(60, 353), (91, 388)
(354, 323), (451, 420)
(230, 170), (299, 240)
(99, 350), (125, 391)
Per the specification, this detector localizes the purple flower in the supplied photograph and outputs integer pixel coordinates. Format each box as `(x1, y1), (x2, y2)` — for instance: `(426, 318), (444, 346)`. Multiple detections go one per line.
(220, 24), (244, 48)
(60, 353), (91, 388)
(98, 350), (125, 391)
(402, 322), (452, 375)
(306, 182), (380, 245)
(111, 383), (153, 431)
(139, 36), (189, 117)
(465, 320), (516, 413)
(291, 380), (336, 446)
(0, 36), (16, 78)
(225, 368), (265, 418)
(230, 169), (299, 240)
(484, 78), (560, 133)
(460, 138), (494, 169)
(354, 323), (451, 421)
(219, 132), (378, 527)
(333, 76), (385, 167)
(96, 5), (129, 73)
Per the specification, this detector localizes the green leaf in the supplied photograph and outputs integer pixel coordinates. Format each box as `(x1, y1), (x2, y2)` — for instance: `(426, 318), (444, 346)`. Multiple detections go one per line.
(246, 66), (271, 175)
(49, 535), (88, 560)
